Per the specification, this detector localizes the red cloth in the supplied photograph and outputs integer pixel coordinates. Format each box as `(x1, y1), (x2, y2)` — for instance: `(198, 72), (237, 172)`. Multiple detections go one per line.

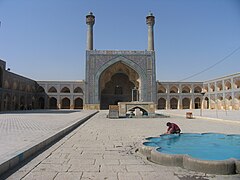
(167, 123), (180, 133)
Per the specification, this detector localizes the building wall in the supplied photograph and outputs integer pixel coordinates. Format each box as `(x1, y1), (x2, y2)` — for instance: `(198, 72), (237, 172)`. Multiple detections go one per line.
(156, 81), (203, 110)
(203, 73), (240, 110)
(0, 59), (44, 111)
(37, 81), (85, 109)
(1, 59), (239, 111)
(85, 50), (156, 109)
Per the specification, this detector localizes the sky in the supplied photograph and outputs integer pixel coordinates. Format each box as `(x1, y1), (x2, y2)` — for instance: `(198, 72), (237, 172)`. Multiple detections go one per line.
(0, 0), (240, 82)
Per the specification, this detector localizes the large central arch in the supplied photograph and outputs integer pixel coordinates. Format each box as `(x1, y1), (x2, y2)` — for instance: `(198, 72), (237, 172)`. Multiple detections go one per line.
(99, 61), (140, 109)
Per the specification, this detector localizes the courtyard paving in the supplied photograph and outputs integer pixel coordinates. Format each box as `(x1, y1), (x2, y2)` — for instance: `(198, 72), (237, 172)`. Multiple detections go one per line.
(0, 110), (97, 169)
(2, 110), (240, 180)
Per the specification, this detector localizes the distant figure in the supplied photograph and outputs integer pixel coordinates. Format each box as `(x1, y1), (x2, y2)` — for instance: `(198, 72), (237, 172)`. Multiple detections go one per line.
(165, 122), (181, 134)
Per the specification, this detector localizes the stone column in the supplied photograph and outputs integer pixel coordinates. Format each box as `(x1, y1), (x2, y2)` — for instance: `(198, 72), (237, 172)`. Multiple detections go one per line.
(146, 12), (155, 51)
(86, 12), (95, 50)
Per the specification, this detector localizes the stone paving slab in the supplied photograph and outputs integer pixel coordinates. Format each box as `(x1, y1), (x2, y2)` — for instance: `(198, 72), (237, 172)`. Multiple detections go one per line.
(0, 110), (97, 176)
(2, 110), (240, 179)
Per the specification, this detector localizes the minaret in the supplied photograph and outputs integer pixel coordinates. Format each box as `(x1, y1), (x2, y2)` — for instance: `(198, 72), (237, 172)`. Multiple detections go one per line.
(146, 12), (155, 51)
(86, 12), (95, 50)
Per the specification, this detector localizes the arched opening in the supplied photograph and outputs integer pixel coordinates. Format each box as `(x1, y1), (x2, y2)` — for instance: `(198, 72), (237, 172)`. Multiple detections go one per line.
(128, 106), (148, 117)
(170, 98), (178, 109)
(158, 86), (166, 93)
(203, 97), (209, 109)
(48, 86), (57, 93)
(225, 81), (231, 90)
(74, 87), (83, 93)
(4, 80), (10, 89)
(12, 95), (18, 110)
(61, 98), (70, 109)
(20, 96), (25, 110)
(194, 86), (201, 93)
(210, 98), (216, 109)
(217, 82), (223, 91)
(182, 86), (190, 93)
(170, 86), (178, 93)
(49, 97), (57, 109)
(0, 67), (3, 88)
(210, 84), (215, 92)
(99, 62), (140, 110)
(194, 97), (201, 109)
(225, 96), (232, 110)
(158, 98), (166, 109)
(38, 97), (45, 109)
(74, 98), (83, 109)
(182, 98), (190, 109)
(61, 87), (70, 93)
(234, 79), (240, 89)
(12, 82), (18, 90)
(3, 93), (11, 110)
(234, 94), (240, 110)
(31, 96), (35, 109)
(203, 85), (208, 93)
(217, 96), (223, 109)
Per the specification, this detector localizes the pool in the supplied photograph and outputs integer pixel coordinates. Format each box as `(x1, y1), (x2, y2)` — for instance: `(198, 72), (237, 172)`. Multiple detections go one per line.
(144, 133), (240, 161)
(140, 133), (240, 175)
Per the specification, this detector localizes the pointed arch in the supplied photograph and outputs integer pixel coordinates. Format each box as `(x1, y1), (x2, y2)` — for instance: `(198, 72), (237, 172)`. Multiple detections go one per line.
(217, 82), (223, 91)
(48, 86), (57, 93)
(225, 80), (231, 90)
(61, 87), (70, 93)
(182, 86), (190, 93)
(182, 98), (190, 109)
(74, 87), (83, 93)
(49, 97), (57, 109)
(61, 97), (70, 109)
(234, 79), (240, 89)
(95, 56), (147, 104)
(74, 98), (83, 109)
(158, 85), (166, 93)
(158, 98), (166, 109)
(203, 97), (209, 109)
(98, 60), (140, 109)
(170, 98), (178, 109)
(194, 86), (202, 93)
(194, 97), (201, 109)
(170, 86), (178, 93)
(38, 97), (45, 109)
(3, 93), (11, 110)
(210, 84), (215, 92)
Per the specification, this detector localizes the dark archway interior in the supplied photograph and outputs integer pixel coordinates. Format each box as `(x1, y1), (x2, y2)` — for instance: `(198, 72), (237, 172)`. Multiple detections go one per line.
(100, 73), (135, 109)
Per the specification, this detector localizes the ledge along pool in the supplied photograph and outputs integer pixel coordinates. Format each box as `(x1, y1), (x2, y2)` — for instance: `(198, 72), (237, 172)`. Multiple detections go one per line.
(144, 133), (240, 161)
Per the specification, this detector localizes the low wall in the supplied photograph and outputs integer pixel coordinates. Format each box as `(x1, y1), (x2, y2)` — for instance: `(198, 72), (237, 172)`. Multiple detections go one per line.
(139, 146), (239, 175)
(0, 111), (98, 176)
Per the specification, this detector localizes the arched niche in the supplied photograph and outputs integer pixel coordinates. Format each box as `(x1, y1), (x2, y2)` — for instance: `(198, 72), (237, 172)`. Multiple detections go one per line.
(74, 87), (83, 93)
(99, 62), (140, 109)
(61, 87), (70, 93)
(48, 86), (57, 93)
(170, 86), (178, 93)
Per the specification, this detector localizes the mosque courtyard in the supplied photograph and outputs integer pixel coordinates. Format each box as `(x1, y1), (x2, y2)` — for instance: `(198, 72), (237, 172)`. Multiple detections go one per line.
(0, 109), (240, 180)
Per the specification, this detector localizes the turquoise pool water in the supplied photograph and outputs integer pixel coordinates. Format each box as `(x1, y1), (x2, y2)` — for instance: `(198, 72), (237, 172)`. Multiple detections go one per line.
(143, 133), (240, 161)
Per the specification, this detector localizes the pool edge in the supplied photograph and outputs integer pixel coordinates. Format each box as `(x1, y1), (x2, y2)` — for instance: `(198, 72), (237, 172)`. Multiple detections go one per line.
(139, 144), (240, 175)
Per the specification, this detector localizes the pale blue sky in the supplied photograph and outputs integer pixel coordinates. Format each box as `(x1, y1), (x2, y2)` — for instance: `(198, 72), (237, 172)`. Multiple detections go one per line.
(0, 0), (240, 81)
